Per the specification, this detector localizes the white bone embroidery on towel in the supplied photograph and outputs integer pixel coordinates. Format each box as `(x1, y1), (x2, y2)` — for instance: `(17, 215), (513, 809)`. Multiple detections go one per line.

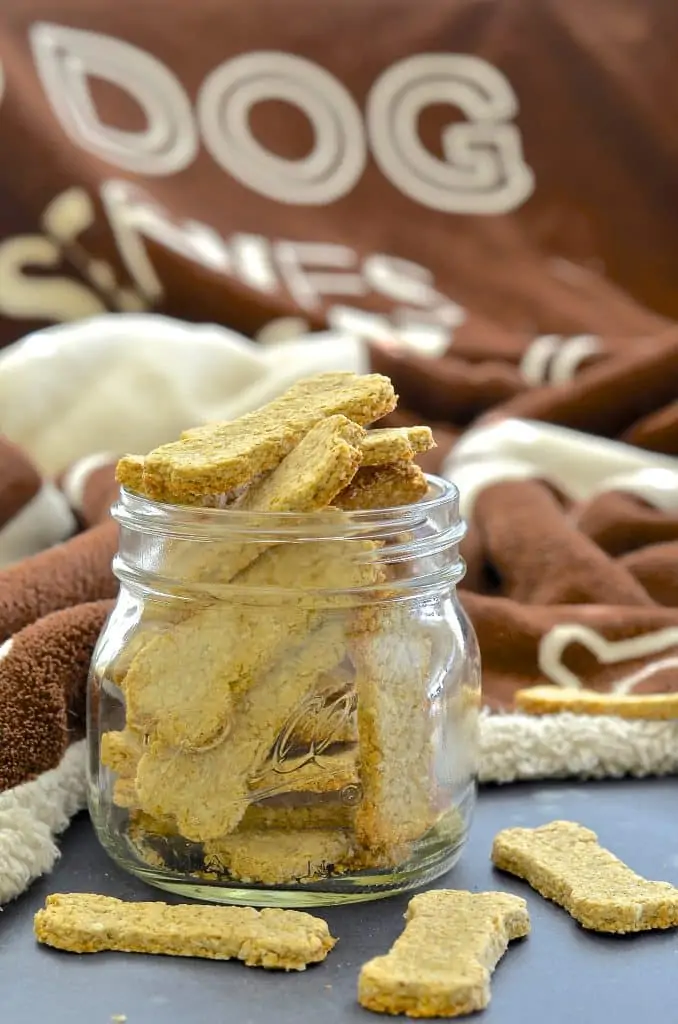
(538, 625), (678, 693)
(520, 335), (600, 386)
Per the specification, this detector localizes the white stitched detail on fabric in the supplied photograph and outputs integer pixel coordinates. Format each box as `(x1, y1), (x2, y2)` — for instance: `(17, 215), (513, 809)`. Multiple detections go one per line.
(587, 467), (678, 513)
(538, 624), (678, 692)
(60, 451), (118, 512)
(0, 740), (87, 906)
(0, 482), (76, 568)
(519, 334), (561, 385)
(479, 710), (678, 783)
(548, 335), (600, 384)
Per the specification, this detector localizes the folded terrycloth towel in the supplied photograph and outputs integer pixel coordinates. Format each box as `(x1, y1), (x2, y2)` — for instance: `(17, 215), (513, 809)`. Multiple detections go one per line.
(0, 314), (677, 905)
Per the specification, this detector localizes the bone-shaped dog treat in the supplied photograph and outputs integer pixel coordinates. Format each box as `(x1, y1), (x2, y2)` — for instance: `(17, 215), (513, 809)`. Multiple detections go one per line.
(249, 748), (359, 801)
(135, 619), (348, 840)
(101, 727), (143, 777)
(117, 371), (395, 502)
(34, 893), (335, 970)
(515, 684), (678, 720)
(492, 820), (678, 932)
(358, 889), (530, 1017)
(203, 828), (356, 886)
(125, 530), (378, 750)
(334, 462), (428, 511)
(359, 426), (434, 466)
(117, 424), (432, 507)
(240, 798), (356, 833)
(111, 417), (367, 664)
(352, 609), (436, 852)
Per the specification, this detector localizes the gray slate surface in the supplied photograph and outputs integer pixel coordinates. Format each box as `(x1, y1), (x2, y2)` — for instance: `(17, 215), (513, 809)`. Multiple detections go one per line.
(2, 777), (677, 1024)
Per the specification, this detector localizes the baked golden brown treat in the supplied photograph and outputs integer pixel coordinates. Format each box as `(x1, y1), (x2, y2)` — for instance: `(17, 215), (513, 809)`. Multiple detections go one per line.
(334, 462), (428, 511)
(135, 620), (347, 840)
(34, 893), (335, 970)
(352, 608), (437, 854)
(117, 371), (395, 502)
(358, 889), (529, 1017)
(359, 426), (434, 466)
(204, 829), (355, 885)
(492, 820), (678, 932)
(515, 684), (678, 720)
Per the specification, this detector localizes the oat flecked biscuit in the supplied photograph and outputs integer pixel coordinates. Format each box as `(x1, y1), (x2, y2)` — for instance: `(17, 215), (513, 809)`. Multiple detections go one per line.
(117, 371), (395, 502)
(249, 749), (359, 800)
(358, 890), (530, 1017)
(135, 620), (348, 840)
(514, 685), (678, 720)
(492, 820), (678, 933)
(101, 728), (143, 777)
(352, 609), (436, 852)
(204, 829), (356, 885)
(285, 667), (358, 748)
(34, 893), (335, 970)
(240, 798), (356, 833)
(334, 462), (428, 511)
(359, 426), (435, 466)
(124, 533), (378, 750)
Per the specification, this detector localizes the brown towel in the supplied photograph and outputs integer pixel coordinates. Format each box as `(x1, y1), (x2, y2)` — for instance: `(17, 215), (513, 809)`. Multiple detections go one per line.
(0, 521), (118, 645)
(0, 600), (113, 791)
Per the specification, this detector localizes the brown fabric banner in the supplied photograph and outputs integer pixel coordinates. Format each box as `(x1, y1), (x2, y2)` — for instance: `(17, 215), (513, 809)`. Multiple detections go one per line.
(0, 0), (676, 351)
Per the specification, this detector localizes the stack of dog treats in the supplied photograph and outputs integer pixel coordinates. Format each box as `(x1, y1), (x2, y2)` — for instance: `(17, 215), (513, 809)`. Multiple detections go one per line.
(101, 371), (466, 885)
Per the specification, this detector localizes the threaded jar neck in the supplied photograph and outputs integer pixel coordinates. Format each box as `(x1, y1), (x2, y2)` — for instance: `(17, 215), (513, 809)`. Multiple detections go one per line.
(111, 474), (466, 602)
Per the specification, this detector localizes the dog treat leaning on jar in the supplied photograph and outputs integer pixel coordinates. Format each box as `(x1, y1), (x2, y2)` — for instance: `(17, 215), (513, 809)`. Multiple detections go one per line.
(91, 370), (475, 899)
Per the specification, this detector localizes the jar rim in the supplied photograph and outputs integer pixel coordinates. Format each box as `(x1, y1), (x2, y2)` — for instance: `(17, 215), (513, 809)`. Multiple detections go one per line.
(112, 473), (461, 539)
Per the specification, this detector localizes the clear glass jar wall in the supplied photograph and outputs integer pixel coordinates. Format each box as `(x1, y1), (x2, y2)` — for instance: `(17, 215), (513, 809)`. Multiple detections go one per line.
(87, 476), (480, 907)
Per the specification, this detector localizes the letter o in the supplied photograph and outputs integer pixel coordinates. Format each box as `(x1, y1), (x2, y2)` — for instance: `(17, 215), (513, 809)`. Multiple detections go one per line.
(197, 52), (366, 205)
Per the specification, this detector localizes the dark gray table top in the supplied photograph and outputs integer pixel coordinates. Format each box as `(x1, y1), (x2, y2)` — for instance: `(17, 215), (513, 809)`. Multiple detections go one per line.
(2, 777), (677, 1024)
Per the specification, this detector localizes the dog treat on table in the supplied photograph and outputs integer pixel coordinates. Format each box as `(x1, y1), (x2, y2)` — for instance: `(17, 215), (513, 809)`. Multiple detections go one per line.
(358, 889), (530, 1018)
(116, 371), (396, 502)
(334, 462), (429, 511)
(514, 684), (678, 720)
(492, 820), (678, 933)
(34, 893), (335, 970)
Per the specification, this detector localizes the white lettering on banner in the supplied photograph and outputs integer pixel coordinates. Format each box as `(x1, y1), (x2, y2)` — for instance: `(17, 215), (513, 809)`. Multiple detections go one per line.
(41, 187), (147, 312)
(101, 180), (231, 301)
(197, 52), (367, 206)
(97, 181), (465, 333)
(0, 181), (463, 355)
(0, 235), (106, 321)
(367, 54), (535, 214)
(274, 242), (367, 309)
(30, 23), (198, 175)
(229, 235), (278, 294)
(27, 23), (534, 214)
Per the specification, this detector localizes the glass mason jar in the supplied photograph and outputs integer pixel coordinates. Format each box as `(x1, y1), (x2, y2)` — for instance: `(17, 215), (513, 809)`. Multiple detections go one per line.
(87, 475), (480, 907)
